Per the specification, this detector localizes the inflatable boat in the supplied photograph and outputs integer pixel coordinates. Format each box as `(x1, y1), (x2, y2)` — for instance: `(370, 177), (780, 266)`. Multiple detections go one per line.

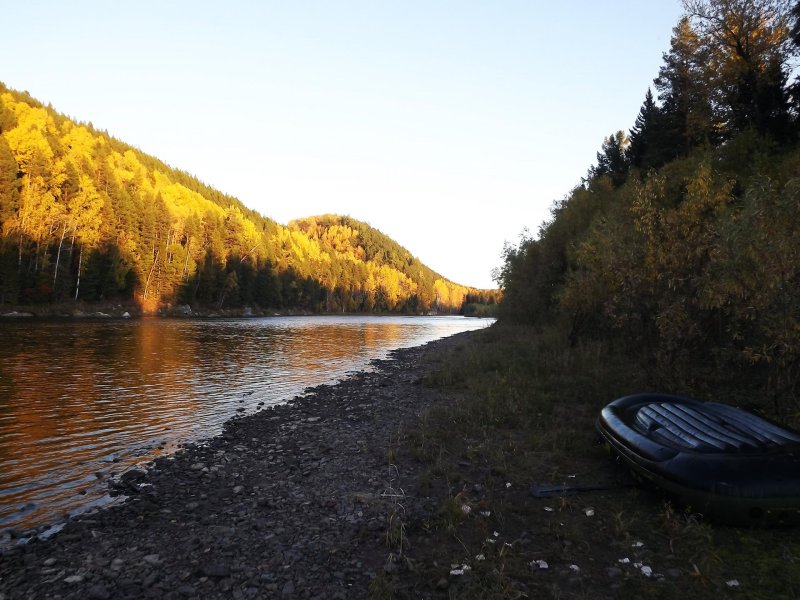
(596, 393), (800, 526)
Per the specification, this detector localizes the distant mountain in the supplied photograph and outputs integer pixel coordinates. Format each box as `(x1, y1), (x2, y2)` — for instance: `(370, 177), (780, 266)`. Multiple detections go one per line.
(0, 83), (497, 314)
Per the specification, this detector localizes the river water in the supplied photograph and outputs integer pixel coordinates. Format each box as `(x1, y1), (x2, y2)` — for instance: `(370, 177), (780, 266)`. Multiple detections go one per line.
(0, 315), (492, 539)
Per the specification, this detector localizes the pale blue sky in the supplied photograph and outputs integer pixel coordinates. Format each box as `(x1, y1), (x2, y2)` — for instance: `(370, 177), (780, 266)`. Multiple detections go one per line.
(2, 1), (683, 288)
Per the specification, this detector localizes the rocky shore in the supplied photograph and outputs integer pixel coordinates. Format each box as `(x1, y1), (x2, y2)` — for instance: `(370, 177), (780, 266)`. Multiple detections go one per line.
(0, 332), (466, 599)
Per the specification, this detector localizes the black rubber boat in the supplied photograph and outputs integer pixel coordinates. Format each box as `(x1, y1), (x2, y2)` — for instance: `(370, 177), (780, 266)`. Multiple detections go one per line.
(597, 393), (800, 526)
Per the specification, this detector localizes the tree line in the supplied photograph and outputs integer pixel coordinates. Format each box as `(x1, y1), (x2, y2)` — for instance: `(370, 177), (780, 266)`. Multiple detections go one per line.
(0, 86), (498, 314)
(496, 0), (800, 419)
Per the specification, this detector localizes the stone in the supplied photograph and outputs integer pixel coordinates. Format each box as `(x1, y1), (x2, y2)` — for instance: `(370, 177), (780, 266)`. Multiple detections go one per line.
(120, 469), (147, 483)
(202, 563), (231, 578)
(87, 584), (110, 600)
(142, 571), (159, 587)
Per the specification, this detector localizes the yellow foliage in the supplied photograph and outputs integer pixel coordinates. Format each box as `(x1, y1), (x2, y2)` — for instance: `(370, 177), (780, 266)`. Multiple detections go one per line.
(4, 107), (55, 173)
(276, 226), (330, 266)
(71, 174), (104, 247)
(0, 86), (477, 314)
(153, 171), (224, 227)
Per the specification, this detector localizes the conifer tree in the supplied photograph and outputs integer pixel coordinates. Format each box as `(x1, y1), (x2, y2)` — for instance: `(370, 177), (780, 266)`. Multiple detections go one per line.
(589, 131), (629, 187)
(627, 88), (671, 170)
(791, 1), (800, 46)
(655, 17), (715, 155)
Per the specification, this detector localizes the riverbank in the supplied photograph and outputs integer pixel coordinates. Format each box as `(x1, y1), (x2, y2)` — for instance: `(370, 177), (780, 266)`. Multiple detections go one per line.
(0, 300), (475, 320)
(2, 325), (799, 599)
(0, 300), (322, 319)
(0, 331), (472, 599)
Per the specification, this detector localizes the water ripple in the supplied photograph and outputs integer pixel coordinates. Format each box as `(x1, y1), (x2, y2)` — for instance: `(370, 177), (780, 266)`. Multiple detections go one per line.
(0, 315), (490, 536)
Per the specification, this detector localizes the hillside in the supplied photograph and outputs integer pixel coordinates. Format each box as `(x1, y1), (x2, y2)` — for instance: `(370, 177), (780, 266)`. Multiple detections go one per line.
(0, 84), (495, 314)
(496, 3), (800, 421)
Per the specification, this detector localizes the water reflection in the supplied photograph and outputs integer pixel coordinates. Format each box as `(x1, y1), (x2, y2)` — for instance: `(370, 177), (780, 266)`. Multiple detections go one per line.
(0, 315), (491, 537)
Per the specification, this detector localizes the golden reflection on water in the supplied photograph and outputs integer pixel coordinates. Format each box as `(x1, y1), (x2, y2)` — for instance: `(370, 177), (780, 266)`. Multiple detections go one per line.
(0, 315), (490, 539)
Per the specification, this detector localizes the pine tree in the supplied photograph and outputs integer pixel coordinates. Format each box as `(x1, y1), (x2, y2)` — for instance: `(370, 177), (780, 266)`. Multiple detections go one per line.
(655, 16), (715, 155)
(627, 89), (671, 170)
(589, 131), (629, 187)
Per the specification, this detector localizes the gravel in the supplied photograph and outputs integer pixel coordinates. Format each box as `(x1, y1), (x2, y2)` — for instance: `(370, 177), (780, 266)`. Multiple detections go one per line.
(0, 334), (468, 598)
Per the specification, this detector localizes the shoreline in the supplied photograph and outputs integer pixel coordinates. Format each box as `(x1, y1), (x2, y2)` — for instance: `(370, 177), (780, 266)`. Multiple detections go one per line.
(0, 331), (472, 598)
(0, 301), (477, 320)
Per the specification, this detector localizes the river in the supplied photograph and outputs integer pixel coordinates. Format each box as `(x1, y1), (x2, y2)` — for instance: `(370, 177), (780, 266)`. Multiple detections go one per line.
(0, 315), (492, 540)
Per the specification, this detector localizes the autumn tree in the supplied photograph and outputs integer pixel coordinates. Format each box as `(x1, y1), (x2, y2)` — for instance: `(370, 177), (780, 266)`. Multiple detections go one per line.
(0, 85), (478, 314)
(683, 0), (794, 139)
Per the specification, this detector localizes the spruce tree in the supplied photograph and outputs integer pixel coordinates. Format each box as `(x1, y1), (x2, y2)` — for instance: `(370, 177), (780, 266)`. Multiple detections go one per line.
(589, 131), (629, 187)
(627, 89), (665, 170)
(655, 17), (714, 155)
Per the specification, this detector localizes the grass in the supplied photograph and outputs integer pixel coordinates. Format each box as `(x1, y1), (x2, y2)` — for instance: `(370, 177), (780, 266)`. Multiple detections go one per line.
(375, 322), (800, 599)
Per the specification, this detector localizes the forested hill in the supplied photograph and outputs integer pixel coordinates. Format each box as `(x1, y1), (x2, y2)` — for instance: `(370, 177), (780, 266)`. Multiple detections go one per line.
(0, 84), (497, 314)
(496, 0), (800, 420)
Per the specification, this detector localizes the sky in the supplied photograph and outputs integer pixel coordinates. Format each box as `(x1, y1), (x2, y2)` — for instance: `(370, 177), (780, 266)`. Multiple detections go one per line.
(1, 1), (684, 289)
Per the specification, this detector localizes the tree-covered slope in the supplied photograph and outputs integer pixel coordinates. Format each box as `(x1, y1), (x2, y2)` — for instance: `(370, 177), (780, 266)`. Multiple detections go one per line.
(496, 0), (800, 420)
(0, 84), (492, 314)
(288, 215), (499, 313)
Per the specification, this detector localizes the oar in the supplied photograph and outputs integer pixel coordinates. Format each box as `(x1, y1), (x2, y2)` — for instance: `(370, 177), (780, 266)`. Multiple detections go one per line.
(529, 482), (634, 498)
